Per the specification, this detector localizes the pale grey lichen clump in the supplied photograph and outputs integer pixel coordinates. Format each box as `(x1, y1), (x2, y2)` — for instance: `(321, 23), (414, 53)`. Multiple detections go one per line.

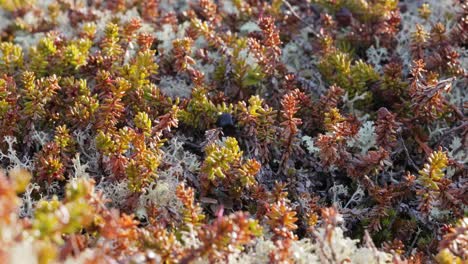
(396, 0), (463, 73)
(228, 227), (392, 264)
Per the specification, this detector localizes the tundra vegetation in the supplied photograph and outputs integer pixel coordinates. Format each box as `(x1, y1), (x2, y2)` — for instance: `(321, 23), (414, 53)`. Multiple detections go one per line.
(0, 0), (466, 263)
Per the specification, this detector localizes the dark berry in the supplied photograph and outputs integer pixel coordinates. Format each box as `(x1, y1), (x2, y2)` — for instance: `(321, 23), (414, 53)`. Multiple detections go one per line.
(336, 8), (353, 27)
(216, 113), (236, 136)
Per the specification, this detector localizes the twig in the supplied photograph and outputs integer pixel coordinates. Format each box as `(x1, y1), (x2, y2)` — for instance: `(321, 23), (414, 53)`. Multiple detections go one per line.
(436, 121), (468, 147)
(398, 133), (419, 171)
(406, 228), (422, 257)
(282, 0), (304, 22)
(282, 0), (320, 36)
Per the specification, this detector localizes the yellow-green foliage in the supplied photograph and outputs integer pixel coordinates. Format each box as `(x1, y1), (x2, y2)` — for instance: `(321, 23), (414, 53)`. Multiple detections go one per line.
(318, 51), (352, 88)
(29, 35), (57, 75)
(435, 249), (463, 264)
(351, 60), (379, 90)
(0, 78), (10, 117)
(237, 95), (265, 119)
(81, 22), (97, 39)
(179, 87), (233, 129)
(318, 50), (379, 98)
(236, 95), (276, 142)
(65, 77), (100, 125)
(27, 34), (92, 76)
(21, 72), (60, 121)
(33, 178), (95, 241)
(232, 38), (265, 87)
(134, 111), (152, 134)
(101, 22), (123, 58)
(0, 42), (23, 74)
(0, 0), (34, 11)
(418, 150), (448, 191)
(96, 127), (134, 155)
(324, 107), (345, 132)
(202, 137), (260, 194)
(96, 122), (163, 193)
(203, 137), (243, 181)
(126, 147), (160, 192)
(53, 125), (73, 152)
(63, 39), (92, 69)
(312, 0), (398, 22)
(121, 50), (159, 89)
(176, 183), (206, 228)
